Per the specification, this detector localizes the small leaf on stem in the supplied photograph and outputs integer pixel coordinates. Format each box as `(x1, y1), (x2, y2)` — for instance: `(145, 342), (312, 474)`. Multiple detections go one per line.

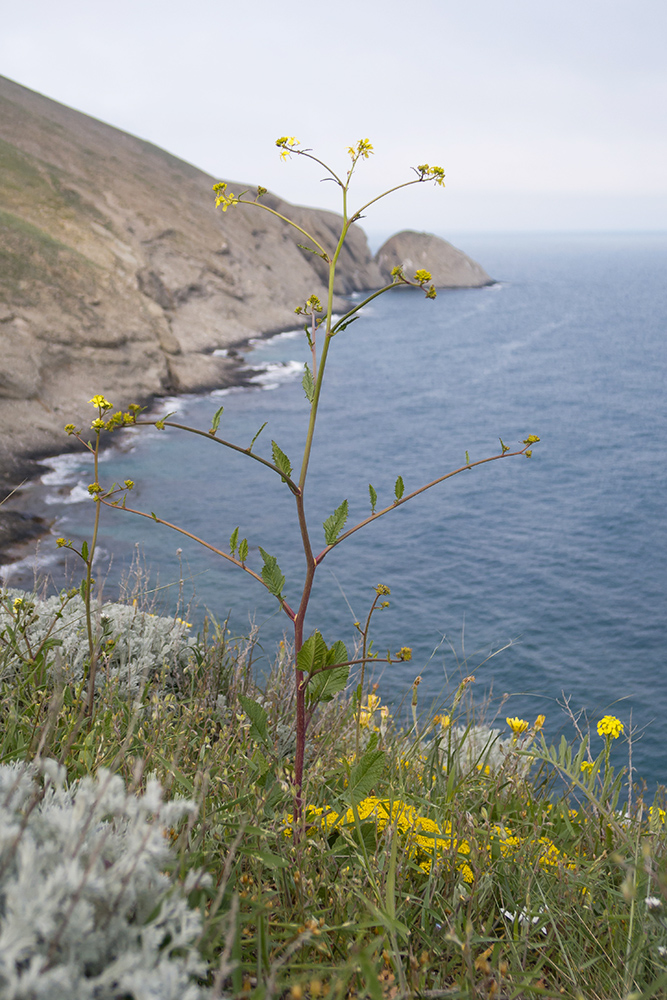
(368, 484), (377, 514)
(229, 526), (239, 556)
(209, 405), (224, 435)
(302, 363), (315, 402)
(394, 476), (404, 501)
(238, 538), (248, 563)
(271, 441), (293, 481)
(323, 499), (349, 545)
(248, 421), (268, 452)
(258, 546), (286, 598)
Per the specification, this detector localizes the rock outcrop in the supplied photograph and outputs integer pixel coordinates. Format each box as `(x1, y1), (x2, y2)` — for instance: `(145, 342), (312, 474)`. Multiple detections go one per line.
(376, 230), (493, 287)
(0, 75), (383, 492)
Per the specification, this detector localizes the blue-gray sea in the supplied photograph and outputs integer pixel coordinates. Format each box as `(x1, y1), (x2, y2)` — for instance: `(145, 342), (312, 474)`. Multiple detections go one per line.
(8, 233), (667, 788)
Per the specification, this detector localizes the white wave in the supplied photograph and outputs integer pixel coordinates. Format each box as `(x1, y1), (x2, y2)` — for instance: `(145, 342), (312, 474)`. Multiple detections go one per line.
(248, 360), (303, 390)
(40, 452), (92, 486)
(44, 483), (92, 506)
(0, 546), (61, 584)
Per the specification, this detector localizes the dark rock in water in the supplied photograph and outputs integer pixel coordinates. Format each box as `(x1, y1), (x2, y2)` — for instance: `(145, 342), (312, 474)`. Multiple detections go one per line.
(375, 230), (493, 288)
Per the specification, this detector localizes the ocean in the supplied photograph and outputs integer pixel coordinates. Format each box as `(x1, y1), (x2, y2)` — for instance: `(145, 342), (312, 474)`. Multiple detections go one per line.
(5, 232), (667, 788)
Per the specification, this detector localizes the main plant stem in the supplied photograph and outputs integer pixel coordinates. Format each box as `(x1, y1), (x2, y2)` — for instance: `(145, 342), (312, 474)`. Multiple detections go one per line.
(292, 217), (349, 819)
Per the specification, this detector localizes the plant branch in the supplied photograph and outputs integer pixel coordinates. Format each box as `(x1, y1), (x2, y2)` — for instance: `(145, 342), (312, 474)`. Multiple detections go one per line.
(236, 198), (328, 258)
(315, 444), (533, 564)
(99, 499), (296, 621)
(135, 420), (300, 495)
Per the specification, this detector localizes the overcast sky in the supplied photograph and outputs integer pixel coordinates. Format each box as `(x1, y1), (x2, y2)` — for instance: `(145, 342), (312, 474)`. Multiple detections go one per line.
(2, 0), (666, 239)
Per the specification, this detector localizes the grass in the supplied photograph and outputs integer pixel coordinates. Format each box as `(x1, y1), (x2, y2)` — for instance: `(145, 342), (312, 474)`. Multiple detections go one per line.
(1, 582), (667, 999)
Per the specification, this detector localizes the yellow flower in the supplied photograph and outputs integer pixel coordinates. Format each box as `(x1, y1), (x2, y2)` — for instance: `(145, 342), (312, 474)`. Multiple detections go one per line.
(12, 597), (24, 611)
(276, 136), (299, 160)
(91, 418), (106, 431)
(433, 714), (451, 730)
(89, 395), (112, 410)
(366, 694), (381, 713)
(580, 760), (595, 775)
(413, 269), (432, 284)
(348, 138), (374, 160)
(597, 715), (624, 739)
(506, 716), (529, 736)
(534, 714), (546, 731)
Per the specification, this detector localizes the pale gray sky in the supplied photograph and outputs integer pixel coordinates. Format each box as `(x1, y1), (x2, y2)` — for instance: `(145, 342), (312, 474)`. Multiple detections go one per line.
(2, 0), (666, 238)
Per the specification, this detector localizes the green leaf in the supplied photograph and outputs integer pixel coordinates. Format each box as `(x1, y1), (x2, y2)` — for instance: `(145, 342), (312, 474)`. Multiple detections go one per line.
(248, 421), (267, 452)
(271, 441), (292, 481)
(238, 694), (270, 745)
(394, 476), (404, 501)
(348, 749), (385, 804)
(307, 640), (350, 705)
(239, 847), (290, 869)
(209, 405), (224, 435)
(331, 316), (359, 336)
(465, 451), (470, 466)
(229, 526), (239, 556)
(258, 546), (285, 599)
(81, 540), (89, 561)
(150, 511), (158, 521)
(323, 499), (349, 545)
(368, 483), (377, 514)
(302, 362), (315, 402)
(238, 538), (248, 563)
(297, 631), (328, 675)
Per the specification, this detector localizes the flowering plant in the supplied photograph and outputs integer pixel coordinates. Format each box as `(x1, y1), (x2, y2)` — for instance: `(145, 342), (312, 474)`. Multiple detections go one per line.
(66, 139), (539, 817)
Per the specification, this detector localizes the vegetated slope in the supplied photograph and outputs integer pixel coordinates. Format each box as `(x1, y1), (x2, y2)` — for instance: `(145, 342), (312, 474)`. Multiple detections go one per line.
(0, 75), (383, 487)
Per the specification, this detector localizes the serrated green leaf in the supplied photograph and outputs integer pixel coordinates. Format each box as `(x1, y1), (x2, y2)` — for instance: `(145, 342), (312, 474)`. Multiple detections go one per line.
(248, 421), (267, 452)
(271, 441), (292, 480)
(307, 640), (350, 705)
(323, 499), (349, 545)
(465, 451), (470, 466)
(209, 405), (224, 435)
(297, 631), (328, 675)
(258, 546), (285, 599)
(81, 540), (89, 561)
(348, 749), (385, 804)
(302, 362), (315, 402)
(368, 484), (377, 514)
(238, 694), (269, 745)
(229, 526), (239, 556)
(394, 476), (404, 501)
(238, 538), (248, 563)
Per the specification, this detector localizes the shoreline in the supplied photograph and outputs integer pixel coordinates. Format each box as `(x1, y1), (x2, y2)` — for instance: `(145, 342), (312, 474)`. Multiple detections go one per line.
(0, 320), (299, 574)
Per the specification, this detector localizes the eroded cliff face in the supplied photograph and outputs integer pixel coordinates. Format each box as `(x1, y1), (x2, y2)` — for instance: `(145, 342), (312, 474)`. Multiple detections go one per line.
(0, 76), (383, 489)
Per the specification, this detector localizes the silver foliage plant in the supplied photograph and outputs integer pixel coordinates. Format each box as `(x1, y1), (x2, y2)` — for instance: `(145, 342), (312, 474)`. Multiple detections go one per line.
(0, 760), (219, 1000)
(0, 588), (196, 694)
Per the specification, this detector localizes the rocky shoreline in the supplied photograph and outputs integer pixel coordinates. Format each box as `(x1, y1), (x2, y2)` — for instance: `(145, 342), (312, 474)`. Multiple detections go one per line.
(0, 74), (492, 570)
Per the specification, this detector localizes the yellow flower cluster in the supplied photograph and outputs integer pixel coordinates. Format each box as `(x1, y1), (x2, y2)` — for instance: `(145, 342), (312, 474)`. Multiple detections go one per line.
(290, 797), (474, 883)
(358, 694), (389, 730)
(597, 715), (624, 739)
(348, 138), (374, 160)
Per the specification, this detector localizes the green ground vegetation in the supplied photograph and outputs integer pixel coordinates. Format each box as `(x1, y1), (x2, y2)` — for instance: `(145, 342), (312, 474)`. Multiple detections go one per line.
(1, 583), (666, 999)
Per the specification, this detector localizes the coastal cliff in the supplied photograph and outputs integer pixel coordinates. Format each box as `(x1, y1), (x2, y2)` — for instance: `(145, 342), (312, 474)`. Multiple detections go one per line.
(0, 77), (492, 559)
(0, 75), (383, 493)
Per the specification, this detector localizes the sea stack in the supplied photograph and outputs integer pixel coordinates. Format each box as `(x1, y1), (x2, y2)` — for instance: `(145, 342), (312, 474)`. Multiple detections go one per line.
(375, 231), (493, 288)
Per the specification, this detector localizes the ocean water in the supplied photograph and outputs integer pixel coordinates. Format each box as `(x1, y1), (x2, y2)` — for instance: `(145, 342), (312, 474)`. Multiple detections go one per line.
(5, 233), (667, 787)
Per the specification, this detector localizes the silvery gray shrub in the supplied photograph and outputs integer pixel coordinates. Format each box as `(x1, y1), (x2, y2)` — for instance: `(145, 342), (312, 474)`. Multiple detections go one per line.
(0, 588), (196, 694)
(0, 760), (220, 1000)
